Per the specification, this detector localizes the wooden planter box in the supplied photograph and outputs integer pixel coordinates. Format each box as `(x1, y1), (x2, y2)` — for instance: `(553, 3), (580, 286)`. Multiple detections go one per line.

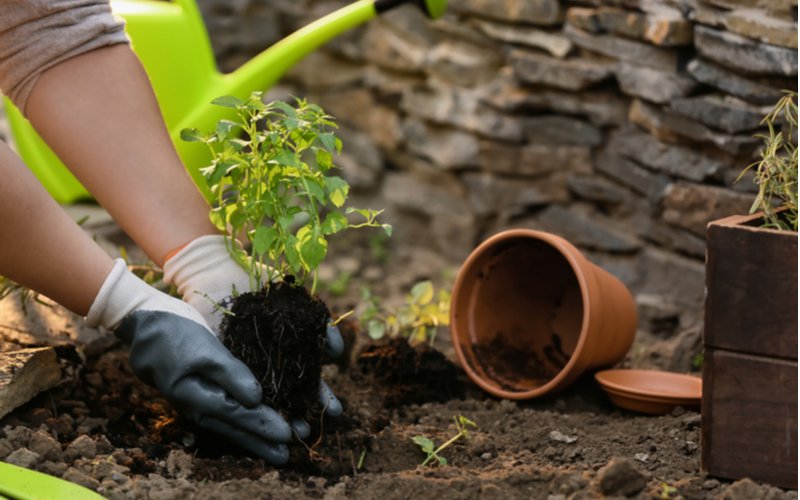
(703, 213), (798, 489)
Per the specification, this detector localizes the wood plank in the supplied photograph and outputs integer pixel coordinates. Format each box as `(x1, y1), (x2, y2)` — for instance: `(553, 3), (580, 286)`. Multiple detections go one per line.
(702, 348), (797, 489)
(705, 214), (797, 359)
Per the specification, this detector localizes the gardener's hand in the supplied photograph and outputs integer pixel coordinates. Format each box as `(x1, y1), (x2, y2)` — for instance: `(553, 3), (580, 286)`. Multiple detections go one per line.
(87, 259), (292, 465)
(163, 234), (345, 431)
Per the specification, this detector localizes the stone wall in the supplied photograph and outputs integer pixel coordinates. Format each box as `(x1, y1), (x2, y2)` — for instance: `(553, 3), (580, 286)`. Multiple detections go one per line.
(197, 0), (797, 363)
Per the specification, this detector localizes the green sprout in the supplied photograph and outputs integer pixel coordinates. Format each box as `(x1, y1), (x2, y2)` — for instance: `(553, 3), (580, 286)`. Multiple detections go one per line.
(361, 280), (451, 345)
(412, 415), (477, 467)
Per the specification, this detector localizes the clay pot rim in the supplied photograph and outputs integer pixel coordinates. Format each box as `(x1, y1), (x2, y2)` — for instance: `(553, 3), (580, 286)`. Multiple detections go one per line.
(450, 229), (595, 400)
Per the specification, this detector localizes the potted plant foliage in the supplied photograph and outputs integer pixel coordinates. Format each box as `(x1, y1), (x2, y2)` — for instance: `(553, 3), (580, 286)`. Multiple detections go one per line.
(702, 91), (798, 489)
(182, 93), (390, 422)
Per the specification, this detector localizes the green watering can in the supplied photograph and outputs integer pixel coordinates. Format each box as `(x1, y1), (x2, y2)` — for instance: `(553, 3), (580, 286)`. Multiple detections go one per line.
(0, 461), (104, 500)
(4, 0), (447, 203)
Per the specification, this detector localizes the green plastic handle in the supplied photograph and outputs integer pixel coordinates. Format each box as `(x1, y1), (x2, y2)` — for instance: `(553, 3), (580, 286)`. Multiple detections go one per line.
(0, 462), (105, 500)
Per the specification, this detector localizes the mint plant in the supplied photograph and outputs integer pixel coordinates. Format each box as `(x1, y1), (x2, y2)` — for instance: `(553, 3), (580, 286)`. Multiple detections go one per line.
(412, 415), (477, 467)
(182, 92), (390, 293)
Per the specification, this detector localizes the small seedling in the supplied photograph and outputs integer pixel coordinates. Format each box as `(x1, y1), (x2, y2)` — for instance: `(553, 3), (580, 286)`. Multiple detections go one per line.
(362, 280), (451, 345)
(659, 482), (680, 499)
(412, 415), (477, 467)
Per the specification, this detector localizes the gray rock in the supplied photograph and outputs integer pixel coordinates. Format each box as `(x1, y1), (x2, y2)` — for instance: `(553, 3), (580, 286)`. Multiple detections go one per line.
(701, 0), (796, 16)
(636, 293), (683, 337)
(402, 119), (479, 169)
(549, 430), (578, 443)
(0, 439), (12, 459)
(661, 182), (753, 236)
(511, 50), (613, 91)
(535, 205), (642, 252)
(614, 127), (726, 182)
(524, 116), (603, 146)
(426, 40), (503, 86)
(63, 467), (100, 491)
(724, 8), (797, 49)
(65, 435), (98, 462)
(637, 247), (705, 313)
(402, 84), (523, 142)
(382, 171), (469, 217)
(471, 19), (573, 58)
(615, 63), (697, 103)
(286, 51), (364, 90)
(564, 24), (679, 70)
(335, 127), (384, 192)
(5, 448), (40, 468)
(641, 2), (694, 46)
(596, 457), (649, 496)
(567, 5), (692, 46)
(320, 89), (402, 150)
(462, 172), (568, 216)
(453, 0), (563, 26)
(717, 477), (788, 500)
(0, 348), (61, 419)
(362, 22), (428, 73)
(628, 99), (761, 156)
(483, 77), (627, 126)
(631, 205), (707, 257)
(166, 449), (194, 479)
(568, 175), (629, 204)
(669, 95), (769, 134)
(28, 430), (63, 462)
(478, 142), (592, 177)
(694, 25), (797, 76)
(2, 426), (33, 448)
(596, 147), (671, 201)
(37, 460), (68, 478)
(686, 58), (785, 106)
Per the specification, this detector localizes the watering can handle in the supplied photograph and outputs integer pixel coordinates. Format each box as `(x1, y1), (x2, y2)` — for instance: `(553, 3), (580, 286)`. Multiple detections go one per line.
(375, 0), (447, 18)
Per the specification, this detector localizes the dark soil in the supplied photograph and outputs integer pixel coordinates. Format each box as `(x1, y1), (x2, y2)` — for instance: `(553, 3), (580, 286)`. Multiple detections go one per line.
(0, 328), (795, 499)
(219, 280), (329, 420)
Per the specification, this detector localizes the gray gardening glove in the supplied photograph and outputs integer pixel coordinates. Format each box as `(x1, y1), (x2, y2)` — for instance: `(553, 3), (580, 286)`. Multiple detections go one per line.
(87, 259), (292, 464)
(163, 234), (345, 437)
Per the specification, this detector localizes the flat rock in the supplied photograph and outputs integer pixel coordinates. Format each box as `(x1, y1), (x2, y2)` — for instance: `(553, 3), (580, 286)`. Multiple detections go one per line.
(426, 40), (503, 86)
(462, 172), (568, 216)
(724, 8), (797, 48)
(29, 431), (63, 462)
(471, 19), (572, 58)
(567, 174), (630, 204)
(597, 149), (672, 200)
(511, 50), (613, 91)
(668, 94), (769, 133)
(628, 99), (762, 156)
(320, 89), (402, 150)
(661, 181), (753, 236)
(381, 171), (469, 218)
(567, 5), (692, 46)
(401, 83), (523, 141)
(478, 141), (592, 176)
(686, 58), (785, 105)
(5, 448), (40, 469)
(534, 205), (642, 252)
(362, 22), (428, 73)
(453, 0), (563, 26)
(0, 348), (61, 419)
(483, 76), (627, 125)
(614, 126), (726, 181)
(694, 25), (797, 76)
(402, 119), (479, 169)
(701, 0), (797, 16)
(615, 63), (697, 103)
(65, 435), (98, 462)
(564, 24), (679, 70)
(523, 115), (603, 146)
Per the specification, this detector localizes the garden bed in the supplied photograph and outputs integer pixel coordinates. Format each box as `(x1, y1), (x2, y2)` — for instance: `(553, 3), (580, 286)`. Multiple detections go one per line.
(0, 326), (792, 500)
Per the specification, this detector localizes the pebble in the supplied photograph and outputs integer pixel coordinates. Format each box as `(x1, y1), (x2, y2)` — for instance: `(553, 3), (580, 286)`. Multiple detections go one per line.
(634, 453), (649, 463)
(480, 452), (492, 460)
(28, 430), (63, 462)
(37, 460), (68, 477)
(5, 448), (41, 468)
(166, 449), (194, 479)
(3, 426), (33, 447)
(549, 430), (578, 444)
(702, 479), (720, 490)
(63, 467), (100, 490)
(0, 439), (13, 459)
(65, 435), (97, 461)
(596, 457), (648, 497)
(682, 414), (702, 429)
(76, 417), (108, 434)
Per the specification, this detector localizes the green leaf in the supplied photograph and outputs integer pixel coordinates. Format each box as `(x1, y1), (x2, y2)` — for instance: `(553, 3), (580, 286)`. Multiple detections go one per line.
(438, 456), (447, 466)
(315, 149), (333, 170)
(252, 225), (277, 256)
(300, 235), (327, 271)
(211, 95), (244, 108)
(284, 235), (302, 274)
(216, 120), (238, 141)
(412, 436), (435, 453)
(319, 132), (337, 152)
(410, 281), (435, 305)
(321, 212), (348, 235)
(367, 320), (386, 340)
(278, 214), (295, 231)
(180, 128), (204, 143)
(273, 100), (298, 118)
(229, 208), (247, 231)
(382, 224), (393, 237)
(306, 179), (327, 204)
(324, 176), (349, 207)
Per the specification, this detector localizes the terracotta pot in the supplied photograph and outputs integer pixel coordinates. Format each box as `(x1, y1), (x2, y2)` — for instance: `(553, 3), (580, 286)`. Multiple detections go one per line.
(450, 229), (637, 399)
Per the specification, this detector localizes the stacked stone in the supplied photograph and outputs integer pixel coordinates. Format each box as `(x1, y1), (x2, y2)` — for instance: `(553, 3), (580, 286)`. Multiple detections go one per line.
(197, 0), (797, 353)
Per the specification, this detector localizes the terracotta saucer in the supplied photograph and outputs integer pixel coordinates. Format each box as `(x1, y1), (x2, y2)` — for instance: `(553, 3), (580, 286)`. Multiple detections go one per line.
(595, 369), (702, 414)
